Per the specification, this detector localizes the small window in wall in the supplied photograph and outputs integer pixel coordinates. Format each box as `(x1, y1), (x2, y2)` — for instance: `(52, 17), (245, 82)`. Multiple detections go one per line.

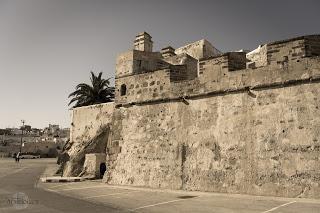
(120, 84), (127, 96)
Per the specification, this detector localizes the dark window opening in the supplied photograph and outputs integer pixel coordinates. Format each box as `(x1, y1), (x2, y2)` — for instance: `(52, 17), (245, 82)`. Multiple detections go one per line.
(120, 84), (127, 96)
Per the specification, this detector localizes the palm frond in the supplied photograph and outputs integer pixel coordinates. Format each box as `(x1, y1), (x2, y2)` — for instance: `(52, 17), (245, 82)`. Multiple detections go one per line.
(68, 71), (115, 108)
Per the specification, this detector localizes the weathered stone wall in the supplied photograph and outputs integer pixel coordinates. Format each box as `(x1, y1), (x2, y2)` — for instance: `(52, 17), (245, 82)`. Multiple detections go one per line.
(116, 50), (165, 78)
(306, 36), (320, 56)
(82, 153), (106, 178)
(67, 58), (320, 198)
(116, 54), (320, 107)
(170, 57), (320, 103)
(198, 55), (228, 83)
(163, 53), (198, 80)
(246, 44), (268, 68)
(228, 52), (247, 71)
(175, 39), (221, 60)
(132, 51), (166, 74)
(115, 51), (134, 77)
(63, 103), (114, 176)
(267, 38), (306, 67)
(115, 69), (171, 105)
(169, 65), (188, 82)
(106, 80), (320, 198)
(247, 35), (320, 69)
(70, 103), (114, 145)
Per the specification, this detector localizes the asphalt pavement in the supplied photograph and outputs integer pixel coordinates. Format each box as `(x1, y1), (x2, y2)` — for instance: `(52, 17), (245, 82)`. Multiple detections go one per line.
(1, 158), (320, 213)
(0, 158), (122, 212)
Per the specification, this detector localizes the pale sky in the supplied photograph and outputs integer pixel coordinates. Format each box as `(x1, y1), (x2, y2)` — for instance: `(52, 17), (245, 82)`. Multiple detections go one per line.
(0, 0), (319, 128)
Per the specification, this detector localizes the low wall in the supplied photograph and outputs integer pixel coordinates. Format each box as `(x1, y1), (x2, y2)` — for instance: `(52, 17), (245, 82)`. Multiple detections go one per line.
(63, 103), (114, 176)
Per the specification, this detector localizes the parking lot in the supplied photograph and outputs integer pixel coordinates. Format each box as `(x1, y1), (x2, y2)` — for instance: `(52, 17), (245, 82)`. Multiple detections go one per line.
(1, 158), (319, 213)
(39, 180), (320, 213)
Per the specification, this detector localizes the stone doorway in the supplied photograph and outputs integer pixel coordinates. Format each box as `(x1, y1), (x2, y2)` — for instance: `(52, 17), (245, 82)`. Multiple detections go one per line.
(99, 162), (107, 179)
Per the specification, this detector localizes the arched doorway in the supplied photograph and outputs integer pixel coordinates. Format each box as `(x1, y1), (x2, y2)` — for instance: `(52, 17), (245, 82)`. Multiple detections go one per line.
(99, 163), (107, 179)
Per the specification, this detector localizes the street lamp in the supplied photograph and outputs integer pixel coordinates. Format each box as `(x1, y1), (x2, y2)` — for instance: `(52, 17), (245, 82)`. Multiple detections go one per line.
(20, 120), (25, 153)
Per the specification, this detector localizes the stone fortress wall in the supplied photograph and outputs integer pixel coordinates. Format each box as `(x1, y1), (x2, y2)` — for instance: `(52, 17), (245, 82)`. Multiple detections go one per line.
(115, 34), (320, 106)
(69, 32), (320, 198)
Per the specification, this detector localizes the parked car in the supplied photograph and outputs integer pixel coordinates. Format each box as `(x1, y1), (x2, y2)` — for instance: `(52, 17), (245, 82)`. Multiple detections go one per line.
(19, 154), (40, 159)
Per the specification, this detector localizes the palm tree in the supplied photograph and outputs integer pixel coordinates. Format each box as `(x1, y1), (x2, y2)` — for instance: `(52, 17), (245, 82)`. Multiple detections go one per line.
(68, 71), (115, 108)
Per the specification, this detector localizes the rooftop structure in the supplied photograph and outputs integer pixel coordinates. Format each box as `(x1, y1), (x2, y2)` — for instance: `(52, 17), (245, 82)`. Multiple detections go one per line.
(133, 32), (153, 52)
(114, 33), (320, 106)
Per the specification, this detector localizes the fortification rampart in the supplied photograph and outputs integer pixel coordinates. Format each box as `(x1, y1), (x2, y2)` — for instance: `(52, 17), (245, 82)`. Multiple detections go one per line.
(115, 69), (171, 105)
(115, 56), (320, 106)
(69, 73), (320, 198)
(115, 35), (320, 106)
(66, 33), (320, 199)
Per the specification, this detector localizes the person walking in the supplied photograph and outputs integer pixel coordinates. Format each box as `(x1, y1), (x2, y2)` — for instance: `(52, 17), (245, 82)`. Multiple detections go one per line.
(13, 153), (17, 162)
(16, 152), (20, 163)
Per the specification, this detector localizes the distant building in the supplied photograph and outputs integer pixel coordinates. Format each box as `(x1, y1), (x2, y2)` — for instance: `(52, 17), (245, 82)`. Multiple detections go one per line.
(43, 124), (59, 136)
(31, 128), (41, 136)
(0, 129), (10, 135)
(10, 128), (23, 135)
(49, 124), (59, 133)
(21, 125), (32, 132)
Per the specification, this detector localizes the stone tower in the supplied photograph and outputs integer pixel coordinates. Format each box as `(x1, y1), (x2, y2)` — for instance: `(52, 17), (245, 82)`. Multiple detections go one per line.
(160, 46), (176, 58)
(134, 32), (153, 52)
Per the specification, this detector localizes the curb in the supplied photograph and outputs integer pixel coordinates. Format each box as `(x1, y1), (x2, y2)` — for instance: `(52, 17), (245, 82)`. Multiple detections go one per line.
(40, 177), (84, 183)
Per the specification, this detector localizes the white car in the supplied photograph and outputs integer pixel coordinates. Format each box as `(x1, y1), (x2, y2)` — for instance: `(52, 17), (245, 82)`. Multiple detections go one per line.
(19, 154), (40, 159)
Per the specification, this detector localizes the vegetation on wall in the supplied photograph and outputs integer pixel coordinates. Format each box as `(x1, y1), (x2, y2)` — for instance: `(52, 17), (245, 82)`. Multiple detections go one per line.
(68, 72), (115, 108)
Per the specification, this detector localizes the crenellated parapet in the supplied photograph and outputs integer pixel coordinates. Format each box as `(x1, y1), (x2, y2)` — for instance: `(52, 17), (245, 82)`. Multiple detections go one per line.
(115, 33), (320, 107)
(247, 35), (320, 69)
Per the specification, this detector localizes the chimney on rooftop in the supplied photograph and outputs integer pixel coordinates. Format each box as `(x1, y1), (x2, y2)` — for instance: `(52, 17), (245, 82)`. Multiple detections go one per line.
(134, 32), (153, 52)
(160, 46), (176, 58)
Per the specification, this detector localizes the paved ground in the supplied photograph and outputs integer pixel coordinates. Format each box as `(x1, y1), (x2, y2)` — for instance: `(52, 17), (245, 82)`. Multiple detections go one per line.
(1, 158), (320, 213)
(0, 158), (119, 212)
(39, 181), (320, 213)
